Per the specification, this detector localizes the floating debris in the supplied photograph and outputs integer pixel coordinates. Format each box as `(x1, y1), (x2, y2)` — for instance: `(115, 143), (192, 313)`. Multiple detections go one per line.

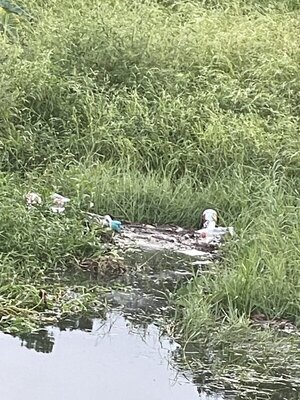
(195, 226), (234, 244)
(251, 312), (299, 336)
(114, 224), (215, 258)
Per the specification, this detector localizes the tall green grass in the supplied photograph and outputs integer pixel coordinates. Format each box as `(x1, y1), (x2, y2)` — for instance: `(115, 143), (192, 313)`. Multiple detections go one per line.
(0, 175), (105, 331)
(0, 0), (299, 332)
(1, 0), (299, 174)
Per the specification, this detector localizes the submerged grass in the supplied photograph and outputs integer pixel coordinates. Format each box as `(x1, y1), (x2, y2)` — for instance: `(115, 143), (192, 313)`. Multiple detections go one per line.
(0, 0), (299, 349)
(175, 320), (300, 398)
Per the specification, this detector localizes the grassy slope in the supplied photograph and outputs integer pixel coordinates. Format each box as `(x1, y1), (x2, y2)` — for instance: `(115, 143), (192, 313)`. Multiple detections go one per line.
(0, 0), (300, 332)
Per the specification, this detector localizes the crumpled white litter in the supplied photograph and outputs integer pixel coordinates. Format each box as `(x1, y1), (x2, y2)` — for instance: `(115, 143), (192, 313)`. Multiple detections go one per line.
(25, 192), (42, 209)
(196, 209), (234, 243)
(50, 193), (70, 213)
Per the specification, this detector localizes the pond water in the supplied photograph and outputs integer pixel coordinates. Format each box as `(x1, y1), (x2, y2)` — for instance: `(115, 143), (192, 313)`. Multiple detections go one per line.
(0, 311), (212, 400)
(0, 251), (217, 400)
(0, 250), (299, 399)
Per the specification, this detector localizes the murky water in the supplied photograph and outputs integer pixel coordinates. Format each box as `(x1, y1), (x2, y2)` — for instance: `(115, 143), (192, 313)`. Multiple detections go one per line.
(0, 249), (299, 399)
(0, 312), (211, 400)
(0, 250), (216, 400)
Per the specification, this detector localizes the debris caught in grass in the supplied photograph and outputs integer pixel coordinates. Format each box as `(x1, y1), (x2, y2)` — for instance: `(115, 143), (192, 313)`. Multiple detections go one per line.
(25, 192), (42, 209)
(84, 212), (123, 233)
(200, 208), (218, 229)
(195, 209), (234, 244)
(50, 193), (71, 213)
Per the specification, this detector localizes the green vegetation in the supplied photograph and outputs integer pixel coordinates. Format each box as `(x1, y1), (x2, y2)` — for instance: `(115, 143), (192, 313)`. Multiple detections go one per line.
(175, 320), (300, 398)
(0, 176), (108, 332)
(0, 0), (299, 341)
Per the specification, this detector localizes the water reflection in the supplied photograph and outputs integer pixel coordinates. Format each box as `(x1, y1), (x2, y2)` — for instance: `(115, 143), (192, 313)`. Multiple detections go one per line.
(0, 251), (225, 400)
(2, 249), (298, 399)
(15, 250), (186, 356)
(0, 312), (202, 400)
(16, 311), (171, 356)
(19, 329), (55, 354)
(17, 316), (96, 354)
(57, 315), (94, 332)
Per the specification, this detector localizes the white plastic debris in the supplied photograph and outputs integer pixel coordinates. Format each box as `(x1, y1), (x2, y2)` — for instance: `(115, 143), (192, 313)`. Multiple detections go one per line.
(51, 193), (70, 213)
(25, 192), (42, 209)
(196, 209), (234, 244)
(85, 212), (111, 227)
(200, 208), (218, 229)
(103, 214), (113, 226)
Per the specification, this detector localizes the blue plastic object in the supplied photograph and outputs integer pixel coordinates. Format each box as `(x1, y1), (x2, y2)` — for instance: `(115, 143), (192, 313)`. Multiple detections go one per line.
(110, 220), (122, 233)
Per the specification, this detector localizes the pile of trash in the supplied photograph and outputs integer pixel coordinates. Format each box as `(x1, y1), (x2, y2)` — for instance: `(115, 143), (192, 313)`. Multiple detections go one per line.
(115, 209), (233, 257)
(25, 192), (234, 257)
